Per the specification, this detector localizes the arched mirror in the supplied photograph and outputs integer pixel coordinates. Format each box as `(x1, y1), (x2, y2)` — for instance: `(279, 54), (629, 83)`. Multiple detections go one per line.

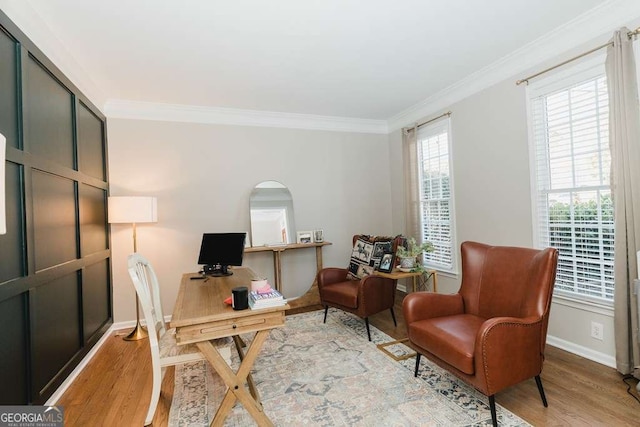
(249, 181), (296, 246)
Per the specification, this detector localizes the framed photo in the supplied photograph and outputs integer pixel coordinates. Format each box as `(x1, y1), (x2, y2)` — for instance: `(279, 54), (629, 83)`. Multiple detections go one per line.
(377, 252), (395, 273)
(296, 230), (313, 244)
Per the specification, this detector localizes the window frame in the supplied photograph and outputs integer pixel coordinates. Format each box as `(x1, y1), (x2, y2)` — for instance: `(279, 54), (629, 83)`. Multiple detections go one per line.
(527, 54), (614, 307)
(415, 117), (458, 274)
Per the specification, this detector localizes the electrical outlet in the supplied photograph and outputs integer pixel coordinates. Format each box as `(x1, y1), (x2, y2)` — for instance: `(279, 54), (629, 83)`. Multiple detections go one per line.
(591, 321), (604, 341)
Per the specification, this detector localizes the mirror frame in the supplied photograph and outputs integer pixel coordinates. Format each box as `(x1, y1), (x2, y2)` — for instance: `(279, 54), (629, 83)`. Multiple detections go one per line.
(249, 181), (297, 246)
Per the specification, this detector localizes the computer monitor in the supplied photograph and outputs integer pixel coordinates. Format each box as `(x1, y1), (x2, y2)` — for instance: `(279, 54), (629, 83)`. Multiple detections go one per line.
(197, 232), (246, 276)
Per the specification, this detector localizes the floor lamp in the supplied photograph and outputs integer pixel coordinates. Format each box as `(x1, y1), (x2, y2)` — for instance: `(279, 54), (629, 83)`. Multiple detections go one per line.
(108, 196), (158, 341)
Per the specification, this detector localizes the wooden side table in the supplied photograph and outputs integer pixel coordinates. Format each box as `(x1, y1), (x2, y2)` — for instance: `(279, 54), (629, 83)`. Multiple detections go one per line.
(374, 268), (437, 361)
(374, 268), (438, 293)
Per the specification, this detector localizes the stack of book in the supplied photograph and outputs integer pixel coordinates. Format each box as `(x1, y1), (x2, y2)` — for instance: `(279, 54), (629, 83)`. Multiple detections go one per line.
(249, 289), (286, 309)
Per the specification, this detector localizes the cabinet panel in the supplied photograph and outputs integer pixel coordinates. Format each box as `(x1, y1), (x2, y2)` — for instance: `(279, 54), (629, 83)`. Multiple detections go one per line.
(0, 28), (18, 149)
(31, 272), (81, 399)
(0, 10), (111, 404)
(25, 56), (74, 168)
(80, 184), (107, 256)
(0, 293), (28, 404)
(32, 170), (77, 271)
(0, 162), (24, 283)
(82, 260), (110, 341)
(78, 102), (105, 180)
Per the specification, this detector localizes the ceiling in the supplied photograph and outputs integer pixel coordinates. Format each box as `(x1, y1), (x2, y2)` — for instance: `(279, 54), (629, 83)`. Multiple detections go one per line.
(13, 0), (612, 121)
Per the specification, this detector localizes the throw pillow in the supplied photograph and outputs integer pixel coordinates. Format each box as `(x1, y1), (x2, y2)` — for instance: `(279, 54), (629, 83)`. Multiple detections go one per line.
(347, 235), (396, 279)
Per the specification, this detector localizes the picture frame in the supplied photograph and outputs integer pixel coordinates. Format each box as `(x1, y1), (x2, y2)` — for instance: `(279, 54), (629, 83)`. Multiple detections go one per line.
(296, 230), (313, 244)
(377, 252), (395, 273)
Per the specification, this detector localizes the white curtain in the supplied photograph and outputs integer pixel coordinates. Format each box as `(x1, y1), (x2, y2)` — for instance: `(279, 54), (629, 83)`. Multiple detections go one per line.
(402, 126), (420, 242)
(606, 27), (640, 380)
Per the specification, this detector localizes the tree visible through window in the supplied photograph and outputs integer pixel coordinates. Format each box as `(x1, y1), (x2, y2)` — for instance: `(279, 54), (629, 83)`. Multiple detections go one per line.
(530, 71), (614, 302)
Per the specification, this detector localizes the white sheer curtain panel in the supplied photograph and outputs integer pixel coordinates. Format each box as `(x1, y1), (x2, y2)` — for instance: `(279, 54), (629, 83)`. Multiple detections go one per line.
(402, 126), (420, 241)
(606, 27), (640, 381)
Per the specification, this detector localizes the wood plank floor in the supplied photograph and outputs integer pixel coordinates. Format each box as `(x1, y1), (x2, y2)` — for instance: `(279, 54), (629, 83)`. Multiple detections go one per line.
(58, 291), (640, 426)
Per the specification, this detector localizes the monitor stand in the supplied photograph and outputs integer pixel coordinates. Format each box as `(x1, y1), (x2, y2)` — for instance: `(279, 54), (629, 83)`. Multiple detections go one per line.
(202, 264), (233, 277)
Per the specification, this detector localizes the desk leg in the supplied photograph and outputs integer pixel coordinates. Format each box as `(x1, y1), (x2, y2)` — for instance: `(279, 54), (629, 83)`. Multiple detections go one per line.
(232, 335), (260, 404)
(196, 331), (274, 427)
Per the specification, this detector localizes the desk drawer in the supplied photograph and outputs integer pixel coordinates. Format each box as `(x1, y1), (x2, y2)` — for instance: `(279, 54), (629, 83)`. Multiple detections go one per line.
(175, 311), (285, 345)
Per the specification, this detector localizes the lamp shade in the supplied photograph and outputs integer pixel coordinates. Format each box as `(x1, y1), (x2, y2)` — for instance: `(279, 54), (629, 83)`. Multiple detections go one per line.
(108, 196), (158, 224)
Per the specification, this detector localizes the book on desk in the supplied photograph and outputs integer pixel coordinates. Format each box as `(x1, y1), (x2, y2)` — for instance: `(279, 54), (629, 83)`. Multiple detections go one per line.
(249, 289), (286, 309)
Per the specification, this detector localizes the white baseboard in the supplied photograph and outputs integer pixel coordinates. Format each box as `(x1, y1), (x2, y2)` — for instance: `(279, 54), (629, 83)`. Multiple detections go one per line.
(546, 334), (616, 368)
(45, 315), (173, 405)
(45, 324), (117, 405)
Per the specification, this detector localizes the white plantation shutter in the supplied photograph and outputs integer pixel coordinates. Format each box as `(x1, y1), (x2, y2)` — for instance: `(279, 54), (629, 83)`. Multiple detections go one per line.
(417, 118), (455, 271)
(530, 69), (614, 303)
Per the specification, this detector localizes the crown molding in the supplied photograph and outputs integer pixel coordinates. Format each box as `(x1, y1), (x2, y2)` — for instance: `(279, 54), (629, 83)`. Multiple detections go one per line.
(386, 0), (640, 132)
(0, 0), (107, 111)
(5, 0), (639, 135)
(104, 99), (389, 134)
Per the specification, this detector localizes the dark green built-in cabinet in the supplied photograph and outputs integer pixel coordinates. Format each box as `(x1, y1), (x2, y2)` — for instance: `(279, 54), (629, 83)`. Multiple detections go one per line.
(0, 11), (112, 404)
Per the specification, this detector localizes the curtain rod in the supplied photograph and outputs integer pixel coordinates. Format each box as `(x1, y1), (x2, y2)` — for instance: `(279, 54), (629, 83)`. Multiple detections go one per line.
(404, 111), (452, 132)
(516, 26), (640, 86)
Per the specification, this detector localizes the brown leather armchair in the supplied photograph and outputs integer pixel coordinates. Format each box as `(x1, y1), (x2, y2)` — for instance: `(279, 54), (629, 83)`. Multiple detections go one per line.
(403, 241), (558, 426)
(317, 235), (403, 341)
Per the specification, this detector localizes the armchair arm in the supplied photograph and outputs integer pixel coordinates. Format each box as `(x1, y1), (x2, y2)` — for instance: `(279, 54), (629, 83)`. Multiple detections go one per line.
(475, 316), (545, 395)
(402, 292), (464, 324)
(316, 268), (349, 289)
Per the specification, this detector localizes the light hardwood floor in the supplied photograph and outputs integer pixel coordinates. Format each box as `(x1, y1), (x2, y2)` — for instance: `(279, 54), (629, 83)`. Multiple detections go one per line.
(58, 291), (640, 426)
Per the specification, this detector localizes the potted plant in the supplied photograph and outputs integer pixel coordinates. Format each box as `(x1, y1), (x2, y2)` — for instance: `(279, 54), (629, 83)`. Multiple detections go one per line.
(395, 237), (434, 270)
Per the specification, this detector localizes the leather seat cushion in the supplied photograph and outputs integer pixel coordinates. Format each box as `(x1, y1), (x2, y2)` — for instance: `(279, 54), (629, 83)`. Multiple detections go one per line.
(408, 313), (485, 375)
(321, 280), (359, 308)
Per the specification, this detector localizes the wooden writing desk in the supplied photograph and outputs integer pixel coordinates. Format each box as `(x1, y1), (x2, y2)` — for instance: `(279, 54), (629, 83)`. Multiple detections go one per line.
(170, 267), (289, 426)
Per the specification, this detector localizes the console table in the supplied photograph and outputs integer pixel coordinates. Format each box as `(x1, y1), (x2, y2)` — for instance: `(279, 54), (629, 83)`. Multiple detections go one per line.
(245, 242), (332, 293)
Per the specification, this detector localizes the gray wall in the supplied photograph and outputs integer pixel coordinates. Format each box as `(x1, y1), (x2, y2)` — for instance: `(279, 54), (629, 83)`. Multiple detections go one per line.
(388, 75), (616, 366)
(107, 119), (392, 322)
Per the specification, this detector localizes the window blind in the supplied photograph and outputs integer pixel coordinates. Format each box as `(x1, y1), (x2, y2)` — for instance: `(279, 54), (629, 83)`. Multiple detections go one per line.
(530, 74), (614, 302)
(417, 119), (455, 271)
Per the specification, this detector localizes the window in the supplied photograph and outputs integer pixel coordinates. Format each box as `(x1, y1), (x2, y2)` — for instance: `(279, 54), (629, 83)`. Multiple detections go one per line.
(529, 64), (614, 303)
(416, 118), (455, 271)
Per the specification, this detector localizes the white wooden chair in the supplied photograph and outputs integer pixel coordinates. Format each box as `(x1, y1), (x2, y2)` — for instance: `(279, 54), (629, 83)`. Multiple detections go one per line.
(127, 253), (231, 425)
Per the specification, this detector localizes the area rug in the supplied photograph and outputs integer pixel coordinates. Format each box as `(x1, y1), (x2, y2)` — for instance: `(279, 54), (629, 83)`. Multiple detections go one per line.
(169, 309), (529, 426)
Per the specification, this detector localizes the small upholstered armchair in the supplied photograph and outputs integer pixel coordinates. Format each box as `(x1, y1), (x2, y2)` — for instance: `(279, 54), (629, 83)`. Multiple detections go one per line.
(403, 241), (558, 426)
(317, 234), (403, 341)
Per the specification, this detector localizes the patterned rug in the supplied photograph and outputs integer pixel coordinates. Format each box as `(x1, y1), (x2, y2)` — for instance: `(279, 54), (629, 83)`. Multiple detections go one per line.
(169, 309), (529, 426)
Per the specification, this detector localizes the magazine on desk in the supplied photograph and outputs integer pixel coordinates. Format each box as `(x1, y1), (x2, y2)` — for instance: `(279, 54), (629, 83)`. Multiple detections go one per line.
(249, 289), (286, 309)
